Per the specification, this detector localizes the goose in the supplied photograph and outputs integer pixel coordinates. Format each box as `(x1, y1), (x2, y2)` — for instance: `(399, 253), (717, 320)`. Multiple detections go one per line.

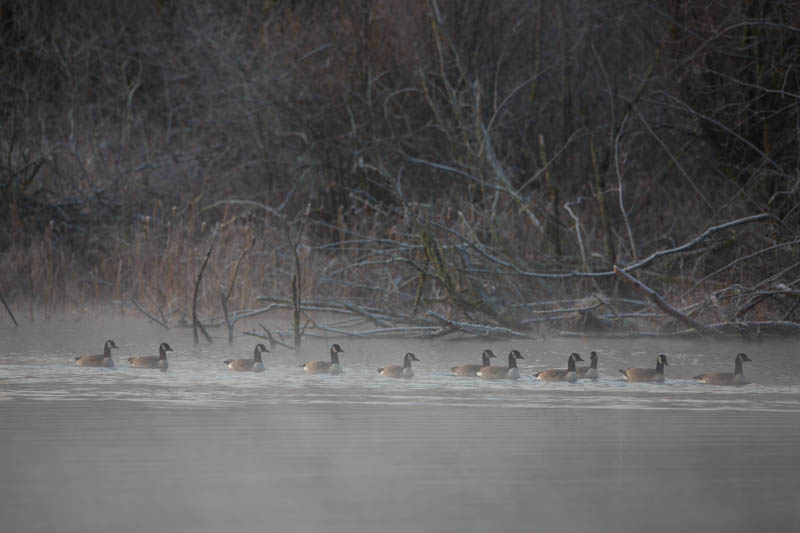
(75, 339), (118, 367)
(378, 352), (419, 378)
(128, 342), (172, 370)
(300, 344), (344, 375)
(225, 343), (268, 372)
(477, 350), (523, 380)
(619, 353), (668, 382)
(535, 352), (584, 382)
(451, 349), (496, 376)
(694, 353), (752, 386)
(575, 351), (599, 379)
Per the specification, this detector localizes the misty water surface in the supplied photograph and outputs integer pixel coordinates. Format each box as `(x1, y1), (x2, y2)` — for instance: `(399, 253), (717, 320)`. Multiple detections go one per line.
(1, 315), (799, 532)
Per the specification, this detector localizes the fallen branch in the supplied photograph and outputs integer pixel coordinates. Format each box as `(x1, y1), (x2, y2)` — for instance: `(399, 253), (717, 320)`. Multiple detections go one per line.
(131, 299), (169, 329)
(426, 311), (529, 338)
(451, 213), (770, 280)
(613, 265), (724, 337)
(243, 324), (296, 349)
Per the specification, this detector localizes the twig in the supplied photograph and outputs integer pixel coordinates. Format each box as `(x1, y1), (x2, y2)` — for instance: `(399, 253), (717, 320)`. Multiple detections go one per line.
(222, 237), (256, 343)
(193, 245), (213, 345)
(131, 299), (170, 329)
(0, 291), (18, 327)
(260, 323), (294, 349)
(613, 265), (724, 337)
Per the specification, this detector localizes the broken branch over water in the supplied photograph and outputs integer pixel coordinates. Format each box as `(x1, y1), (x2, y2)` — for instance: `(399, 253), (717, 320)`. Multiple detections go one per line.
(613, 265), (725, 337)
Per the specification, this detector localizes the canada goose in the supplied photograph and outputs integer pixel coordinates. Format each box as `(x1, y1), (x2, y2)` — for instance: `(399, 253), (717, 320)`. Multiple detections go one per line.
(224, 343), (268, 372)
(300, 344), (344, 375)
(75, 339), (118, 367)
(378, 352), (419, 378)
(477, 350), (524, 380)
(694, 353), (752, 386)
(535, 352), (585, 382)
(619, 354), (668, 382)
(451, 349), (496, 376)
(128, 342), (172, 370)
(576, 351), (599, 379)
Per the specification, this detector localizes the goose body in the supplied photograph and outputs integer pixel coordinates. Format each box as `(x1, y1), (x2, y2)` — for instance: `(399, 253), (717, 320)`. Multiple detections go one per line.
(694, 353), (751, 386)
(301, 344), (344, 375)
(535, 352), (584, 382)
(575, 351), (599, 379)
(225, 343), (268, 372)
(75, 340), (118, 367)
(620, 354), (668, 382)
(378, 352), (419, 378)
(451, 349), (496, 376)
(477, 350), (523, 380)
(128, 342), (172, 370)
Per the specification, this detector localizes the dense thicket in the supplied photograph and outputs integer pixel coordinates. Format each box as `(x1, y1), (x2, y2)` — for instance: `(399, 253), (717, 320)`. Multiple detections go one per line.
(1, 0), (798, 334)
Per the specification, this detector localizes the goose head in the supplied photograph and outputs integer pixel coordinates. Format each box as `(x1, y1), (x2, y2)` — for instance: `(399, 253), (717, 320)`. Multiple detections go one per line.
(254, 343), (269, 361)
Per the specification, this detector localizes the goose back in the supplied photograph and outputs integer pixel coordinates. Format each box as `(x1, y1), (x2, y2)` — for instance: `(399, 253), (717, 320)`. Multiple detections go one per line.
(378, 353), (419, 379)
(451, 349), (495, 377)
(129, 342), (172, 370)
(694, 353), (751, 386)
(301, 344), (344, 374)
(477, 350), (523, 380)
(75, 339), (118, 367)
(620, 354), (668, 382)
(535, 352), (584, 382)
(225, 343), (268, 372)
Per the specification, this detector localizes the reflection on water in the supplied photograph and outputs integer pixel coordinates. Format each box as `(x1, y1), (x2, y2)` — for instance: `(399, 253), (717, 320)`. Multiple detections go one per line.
(1, 316), (799, 532)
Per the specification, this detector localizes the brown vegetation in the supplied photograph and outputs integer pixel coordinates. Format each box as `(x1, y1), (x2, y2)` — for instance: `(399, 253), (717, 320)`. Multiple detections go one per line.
(1, 0), (798, 339)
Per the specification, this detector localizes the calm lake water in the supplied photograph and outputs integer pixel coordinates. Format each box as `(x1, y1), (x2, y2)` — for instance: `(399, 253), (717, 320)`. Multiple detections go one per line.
(1, 315), (799, 532)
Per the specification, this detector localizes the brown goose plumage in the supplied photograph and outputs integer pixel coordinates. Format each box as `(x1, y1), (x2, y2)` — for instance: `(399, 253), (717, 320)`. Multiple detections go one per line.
(451, 349), (496, 377)
(477, 350), (523, 380)
(225, 343), (268, 372)
(300, 344), (344, 375)
(128, 342), (172, 370)
(75, 340), (118, 367)
(694, 353), (751, 386)
(535, 352), (584, 382)
(620, 354), (668, 382)
(378, 352), (419, 378)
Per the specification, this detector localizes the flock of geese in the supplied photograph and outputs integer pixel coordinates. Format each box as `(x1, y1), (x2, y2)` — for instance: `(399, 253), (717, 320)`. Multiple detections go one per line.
(74, 340), (754, 386)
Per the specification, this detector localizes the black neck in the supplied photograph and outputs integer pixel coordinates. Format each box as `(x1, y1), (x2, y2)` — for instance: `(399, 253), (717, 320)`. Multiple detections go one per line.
(254, 347), (263, 363)
(159, 345), (167, 360)
(330, 348), (340, 364)
(482, 353), (492, 366)
(103, 343), (112, 358)
(590, 356), (598, 369)
(655, 360), (664, 373)
(508, 353), (518, 368)
(734, 356), (743, 375)
(404, 354), (412, 368)
(567, 356), (576, 371)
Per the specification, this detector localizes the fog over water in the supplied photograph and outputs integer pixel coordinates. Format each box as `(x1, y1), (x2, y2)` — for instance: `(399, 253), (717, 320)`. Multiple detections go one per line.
(1, 316), (799, 532)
